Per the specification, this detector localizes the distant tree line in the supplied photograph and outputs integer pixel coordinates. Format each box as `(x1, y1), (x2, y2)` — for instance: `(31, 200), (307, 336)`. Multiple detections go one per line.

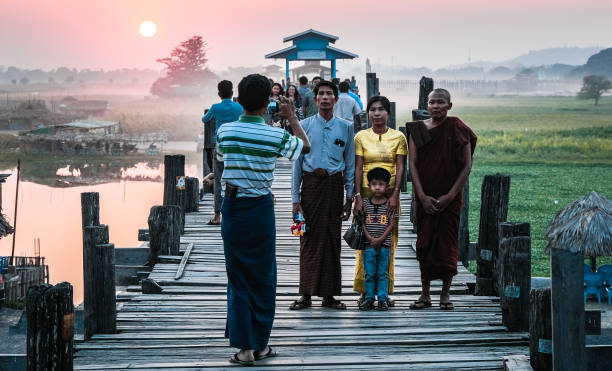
(0, 66), (161, 85)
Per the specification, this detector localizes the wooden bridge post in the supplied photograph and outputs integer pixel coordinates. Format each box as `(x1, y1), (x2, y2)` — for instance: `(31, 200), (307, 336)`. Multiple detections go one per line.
(458, 180), (470, 267)
(498, 222), (531, 331)
(388, 101), (396, 129)
(418, 76), (434, 110)
(26, 282), (74, 371)
(184, 176), (200, 213)
(83, 224), (116, 338)
(475, 174), (510, 296)
(551, 248), (585, 370)
(163, 155), (186, 234)
(365, 73), (379, 129)
(147, 205), (181, 265)
(80, 192), (99, 228)
(530, 287), (552, 371)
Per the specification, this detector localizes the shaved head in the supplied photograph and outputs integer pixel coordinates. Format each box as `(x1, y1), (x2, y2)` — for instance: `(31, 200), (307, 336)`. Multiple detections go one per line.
(428, 88), (451, 102)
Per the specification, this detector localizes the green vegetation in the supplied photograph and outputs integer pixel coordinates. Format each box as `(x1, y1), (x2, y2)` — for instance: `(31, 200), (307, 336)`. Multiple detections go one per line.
(3, 298), (26, 310)
(400, 96), (612, 276)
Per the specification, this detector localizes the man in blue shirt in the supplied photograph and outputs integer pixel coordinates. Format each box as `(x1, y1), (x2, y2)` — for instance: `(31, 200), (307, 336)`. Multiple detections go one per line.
(290, 80), (355, 311)
(202, 80), (243, 225)
(298, 76), (317, 118)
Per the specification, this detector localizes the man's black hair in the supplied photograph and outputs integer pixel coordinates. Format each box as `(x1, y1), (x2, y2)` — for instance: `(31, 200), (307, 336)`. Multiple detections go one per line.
(331, 77), (340, 85)
(312, 76), (321, 82)
(367, 167), (391, 184)
(218, 80), (233, 99)
(366, 95), (391, 114)
(299, 76), (308, 85)
(338, 81), (350, 93)
(237, 74), (271, 112)
(313, 80), (338, 97)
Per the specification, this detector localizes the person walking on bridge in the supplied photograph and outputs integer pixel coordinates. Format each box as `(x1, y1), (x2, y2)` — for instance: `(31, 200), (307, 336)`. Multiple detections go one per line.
(202, 80), (243, 225)
(290, 80), (355, 310)
(217, 74), (311, 365)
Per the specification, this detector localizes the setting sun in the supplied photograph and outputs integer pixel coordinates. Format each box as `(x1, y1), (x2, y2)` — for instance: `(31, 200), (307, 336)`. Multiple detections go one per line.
(139, 20), (157, 37)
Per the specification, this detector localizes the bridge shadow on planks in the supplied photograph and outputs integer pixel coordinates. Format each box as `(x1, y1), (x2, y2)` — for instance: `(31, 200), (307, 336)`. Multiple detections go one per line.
(74, 159), (528, 370)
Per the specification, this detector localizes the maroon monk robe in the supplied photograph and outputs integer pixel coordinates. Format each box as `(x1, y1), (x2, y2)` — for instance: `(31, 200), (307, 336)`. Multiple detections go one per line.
(409, 117), (477, 282)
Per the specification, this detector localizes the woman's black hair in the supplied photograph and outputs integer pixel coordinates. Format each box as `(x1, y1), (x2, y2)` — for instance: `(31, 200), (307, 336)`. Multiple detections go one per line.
(285, 84), (301, 106)
(313, 80), (338, 97)
(271, 82), (284, 97)
(237, 74), (271, 112)
(366, 95), (391, 114)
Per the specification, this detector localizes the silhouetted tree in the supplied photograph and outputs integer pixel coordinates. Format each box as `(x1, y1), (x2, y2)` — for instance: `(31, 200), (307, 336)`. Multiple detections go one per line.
(20, 76), (29, 85)
(577, 75), (611, 106)
(151, 35), (216, 97)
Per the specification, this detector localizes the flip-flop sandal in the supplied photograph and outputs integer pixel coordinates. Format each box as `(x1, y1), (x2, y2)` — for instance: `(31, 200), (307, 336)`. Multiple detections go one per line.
(409, 299), (432, 310)
(207, 219), (221, 225)
(254, 346), (277, 361)
(322, 299), (347, 310)
(229, 352), (254, 366)
(289, 299), (311, 310)
(440, 302), (454, 310)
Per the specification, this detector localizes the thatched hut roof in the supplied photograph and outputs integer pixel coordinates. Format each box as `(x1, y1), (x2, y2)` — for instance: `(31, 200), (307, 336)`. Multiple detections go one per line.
(0, 213), (14, 239)
(545, 191), (612, 256)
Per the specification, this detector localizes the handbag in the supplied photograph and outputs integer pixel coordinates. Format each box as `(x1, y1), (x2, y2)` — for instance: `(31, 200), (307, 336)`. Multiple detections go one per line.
(343, 214), (365, 250)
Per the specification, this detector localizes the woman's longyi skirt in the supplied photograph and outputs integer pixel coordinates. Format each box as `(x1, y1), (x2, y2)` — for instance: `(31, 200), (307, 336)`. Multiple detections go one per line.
(222, 192), (276, 350)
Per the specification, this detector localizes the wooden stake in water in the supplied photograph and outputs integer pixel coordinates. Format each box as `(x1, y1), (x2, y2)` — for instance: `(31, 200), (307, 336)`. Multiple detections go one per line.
(10, 159), (20, 266)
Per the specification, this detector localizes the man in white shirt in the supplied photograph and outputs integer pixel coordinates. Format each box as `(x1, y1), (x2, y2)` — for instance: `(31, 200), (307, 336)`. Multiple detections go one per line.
(333, 81), (362, 126)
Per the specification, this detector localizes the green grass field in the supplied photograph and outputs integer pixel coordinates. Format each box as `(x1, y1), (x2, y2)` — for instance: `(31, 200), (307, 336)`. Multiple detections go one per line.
(400, 95), (612, 276)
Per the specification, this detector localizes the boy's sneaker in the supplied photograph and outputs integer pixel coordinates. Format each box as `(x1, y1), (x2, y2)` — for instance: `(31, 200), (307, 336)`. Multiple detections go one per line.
(376, 300), (389, 311)
(359, 299), (374, 311)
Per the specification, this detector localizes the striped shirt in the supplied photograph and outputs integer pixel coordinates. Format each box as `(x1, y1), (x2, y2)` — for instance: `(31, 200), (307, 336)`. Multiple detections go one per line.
(216, 114), (303, 198)
(364, 198), (393, 247)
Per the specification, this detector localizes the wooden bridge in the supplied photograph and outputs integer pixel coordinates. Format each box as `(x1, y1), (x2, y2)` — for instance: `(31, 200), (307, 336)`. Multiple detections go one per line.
(73, 159), (529, 370)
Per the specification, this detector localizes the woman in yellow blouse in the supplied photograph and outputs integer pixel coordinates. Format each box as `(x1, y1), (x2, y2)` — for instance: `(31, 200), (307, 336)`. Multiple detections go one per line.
(353, 95), (408, 305)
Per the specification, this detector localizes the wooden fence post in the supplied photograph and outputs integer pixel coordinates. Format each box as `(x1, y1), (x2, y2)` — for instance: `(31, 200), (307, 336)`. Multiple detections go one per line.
(148, 205), (181, 265)
(498, 222), (531, 331)
(163, 155), (185, 234)
(551, 248), (585, 370)
(184, 177), (200, 213)
(82, 224), (111, 339)
(475, 174), (510, 296)
(26, 282), (74, 371)
(530, 287), (552, 371)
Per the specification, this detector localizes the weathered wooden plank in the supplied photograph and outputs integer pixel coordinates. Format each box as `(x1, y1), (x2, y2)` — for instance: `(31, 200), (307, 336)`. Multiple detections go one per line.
(174, 242), (193, 280)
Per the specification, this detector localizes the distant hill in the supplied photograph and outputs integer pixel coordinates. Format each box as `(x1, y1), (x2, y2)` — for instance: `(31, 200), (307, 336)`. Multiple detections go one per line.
(570, 48), (612, 78)
(501, 47), (602, 67)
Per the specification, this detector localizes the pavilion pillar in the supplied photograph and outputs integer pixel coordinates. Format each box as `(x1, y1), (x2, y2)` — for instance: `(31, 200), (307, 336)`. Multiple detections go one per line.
(331, 59), (337, 79)
(285, 60), (290, 81)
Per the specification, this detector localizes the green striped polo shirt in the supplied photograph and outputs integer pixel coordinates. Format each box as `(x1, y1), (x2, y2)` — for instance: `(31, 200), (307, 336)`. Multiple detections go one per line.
(216, 115), (303, 197)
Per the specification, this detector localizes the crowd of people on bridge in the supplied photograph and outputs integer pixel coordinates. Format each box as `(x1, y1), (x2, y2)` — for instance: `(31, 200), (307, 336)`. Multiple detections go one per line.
(202, 74), (476, 365)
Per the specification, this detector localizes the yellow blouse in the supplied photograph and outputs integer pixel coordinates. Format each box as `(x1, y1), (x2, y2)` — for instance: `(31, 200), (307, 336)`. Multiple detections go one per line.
(355, 127), (408, 194)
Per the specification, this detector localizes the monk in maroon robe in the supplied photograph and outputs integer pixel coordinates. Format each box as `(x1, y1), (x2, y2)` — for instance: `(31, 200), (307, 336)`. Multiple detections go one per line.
(407, 88), (476, 310)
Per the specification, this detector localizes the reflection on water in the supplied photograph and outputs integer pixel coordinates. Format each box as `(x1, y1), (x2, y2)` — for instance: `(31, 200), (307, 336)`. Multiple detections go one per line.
(0, 156), (200, 304)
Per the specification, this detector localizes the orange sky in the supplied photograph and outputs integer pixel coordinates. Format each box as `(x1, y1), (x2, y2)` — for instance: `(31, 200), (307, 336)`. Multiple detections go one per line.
(1, 0), (611, 71)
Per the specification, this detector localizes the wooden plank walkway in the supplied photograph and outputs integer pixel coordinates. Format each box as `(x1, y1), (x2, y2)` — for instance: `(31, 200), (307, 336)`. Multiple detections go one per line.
(74, 159), (528, 370)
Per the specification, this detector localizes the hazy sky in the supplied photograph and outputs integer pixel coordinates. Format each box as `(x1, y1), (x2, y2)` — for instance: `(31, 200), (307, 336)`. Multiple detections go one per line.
(1, 0), (610, 72)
